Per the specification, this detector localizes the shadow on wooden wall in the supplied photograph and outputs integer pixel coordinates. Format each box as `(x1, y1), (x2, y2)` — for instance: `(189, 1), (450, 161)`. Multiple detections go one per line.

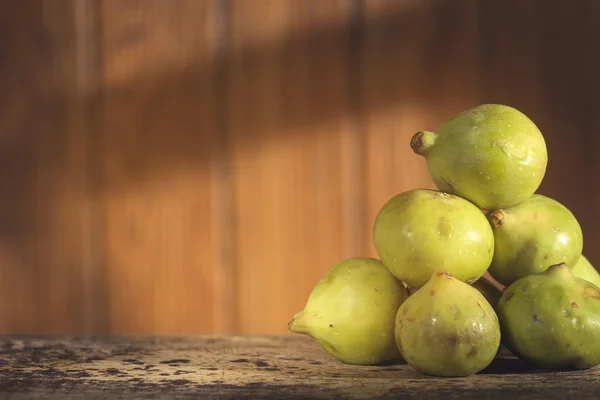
(0, 0), (599, 335)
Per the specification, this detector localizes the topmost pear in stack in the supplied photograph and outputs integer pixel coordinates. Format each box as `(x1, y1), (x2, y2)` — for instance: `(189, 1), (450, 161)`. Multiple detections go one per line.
(410, 104), (548, 211)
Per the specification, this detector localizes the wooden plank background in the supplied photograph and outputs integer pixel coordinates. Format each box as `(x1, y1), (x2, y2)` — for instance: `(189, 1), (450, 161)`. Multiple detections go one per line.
(0, 0), (599, 335)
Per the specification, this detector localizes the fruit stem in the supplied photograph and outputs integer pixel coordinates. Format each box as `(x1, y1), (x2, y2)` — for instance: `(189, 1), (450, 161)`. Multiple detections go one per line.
(488, 210), (505, 228)
(410, 131), (437, 155)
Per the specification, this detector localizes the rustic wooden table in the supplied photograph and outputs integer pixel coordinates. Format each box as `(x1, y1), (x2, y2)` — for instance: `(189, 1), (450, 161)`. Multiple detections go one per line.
(0, 335), (597, 399)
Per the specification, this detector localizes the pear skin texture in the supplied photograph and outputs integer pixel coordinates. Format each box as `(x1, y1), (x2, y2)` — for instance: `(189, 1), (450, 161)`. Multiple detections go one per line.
(472, 276), (502, 310)
(572, 255), (600, 289)
(487, 194), (583, 286)
(497, 263), (600, 370)
(288, 258), (409, 365)
(395, 272), (501, 377)
(373, 189), (494, 288)
(411, 104), (547, 210)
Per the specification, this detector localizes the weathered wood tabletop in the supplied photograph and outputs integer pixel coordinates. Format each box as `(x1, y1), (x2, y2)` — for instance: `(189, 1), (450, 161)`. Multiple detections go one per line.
(0, 335), (597, 399)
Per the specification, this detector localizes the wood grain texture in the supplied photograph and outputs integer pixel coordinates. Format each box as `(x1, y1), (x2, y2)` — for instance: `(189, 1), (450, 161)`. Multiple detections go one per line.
(0, 1), (89, 333)
(229, 0), (356, 334)
(0, 335), (599, 399)
(1, 0), (600, 336)
(97, 0), (226, 334)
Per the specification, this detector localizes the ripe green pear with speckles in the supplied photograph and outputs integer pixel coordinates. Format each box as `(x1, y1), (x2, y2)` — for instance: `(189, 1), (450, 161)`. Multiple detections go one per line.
(395, 271), (501, 377)
(487, 194), (583, 286)
(288, 257), (409, 365)
(411, 104), (547, 210)
(373, 189), (495, 289)
(497, 263), (600, 369)
(572, 255), (600, 289)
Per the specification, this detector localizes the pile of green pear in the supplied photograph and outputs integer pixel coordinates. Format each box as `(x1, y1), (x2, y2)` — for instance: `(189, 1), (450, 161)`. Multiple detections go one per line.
(288, 104), (600, 377)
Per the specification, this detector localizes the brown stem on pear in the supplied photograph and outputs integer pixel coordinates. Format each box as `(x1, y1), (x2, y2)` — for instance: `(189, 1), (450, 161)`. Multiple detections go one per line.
(410, 131), (437, 155)
(489, 210), (505, 228)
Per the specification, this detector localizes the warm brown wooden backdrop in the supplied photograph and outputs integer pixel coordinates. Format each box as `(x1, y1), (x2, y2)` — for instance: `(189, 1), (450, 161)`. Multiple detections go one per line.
(1, 0), (599, 335)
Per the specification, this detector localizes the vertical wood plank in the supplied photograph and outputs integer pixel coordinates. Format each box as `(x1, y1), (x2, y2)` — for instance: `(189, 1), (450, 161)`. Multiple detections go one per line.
(73, 0), (105, 335)
(342, 0), (367, 261)
(361, 0), (481, 257)
(0, 1), (91, 333)
(229, 0), (355, 334)
(575, 1), (600, 269)
(210, 0), (237, 334)
(98, 0), (225, 333)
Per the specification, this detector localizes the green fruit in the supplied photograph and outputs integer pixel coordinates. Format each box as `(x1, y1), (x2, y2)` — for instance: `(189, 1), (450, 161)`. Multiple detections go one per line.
(472, 276), (502, 310)
(487, 194), (583, 286)
(395, 271), (501, 377)
(373, 189), (494, 288)
(572, 255), (600, 289)
(288, 257), (408, 365)
(497, 263), (600, 369)
(411, 104), (547, 210)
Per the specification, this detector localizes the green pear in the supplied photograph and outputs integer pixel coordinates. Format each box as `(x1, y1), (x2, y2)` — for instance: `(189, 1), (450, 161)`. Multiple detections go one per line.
(373, 189), (494, 288)
(410, 104), (547, 210)
(487, 194), (583, 286)
(471, 276), (502, 310)
(497, 263), (600, 369)
(572, 255), (600, 289)
(395, 271), (501, 377)
(288, 257), (408, 365)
